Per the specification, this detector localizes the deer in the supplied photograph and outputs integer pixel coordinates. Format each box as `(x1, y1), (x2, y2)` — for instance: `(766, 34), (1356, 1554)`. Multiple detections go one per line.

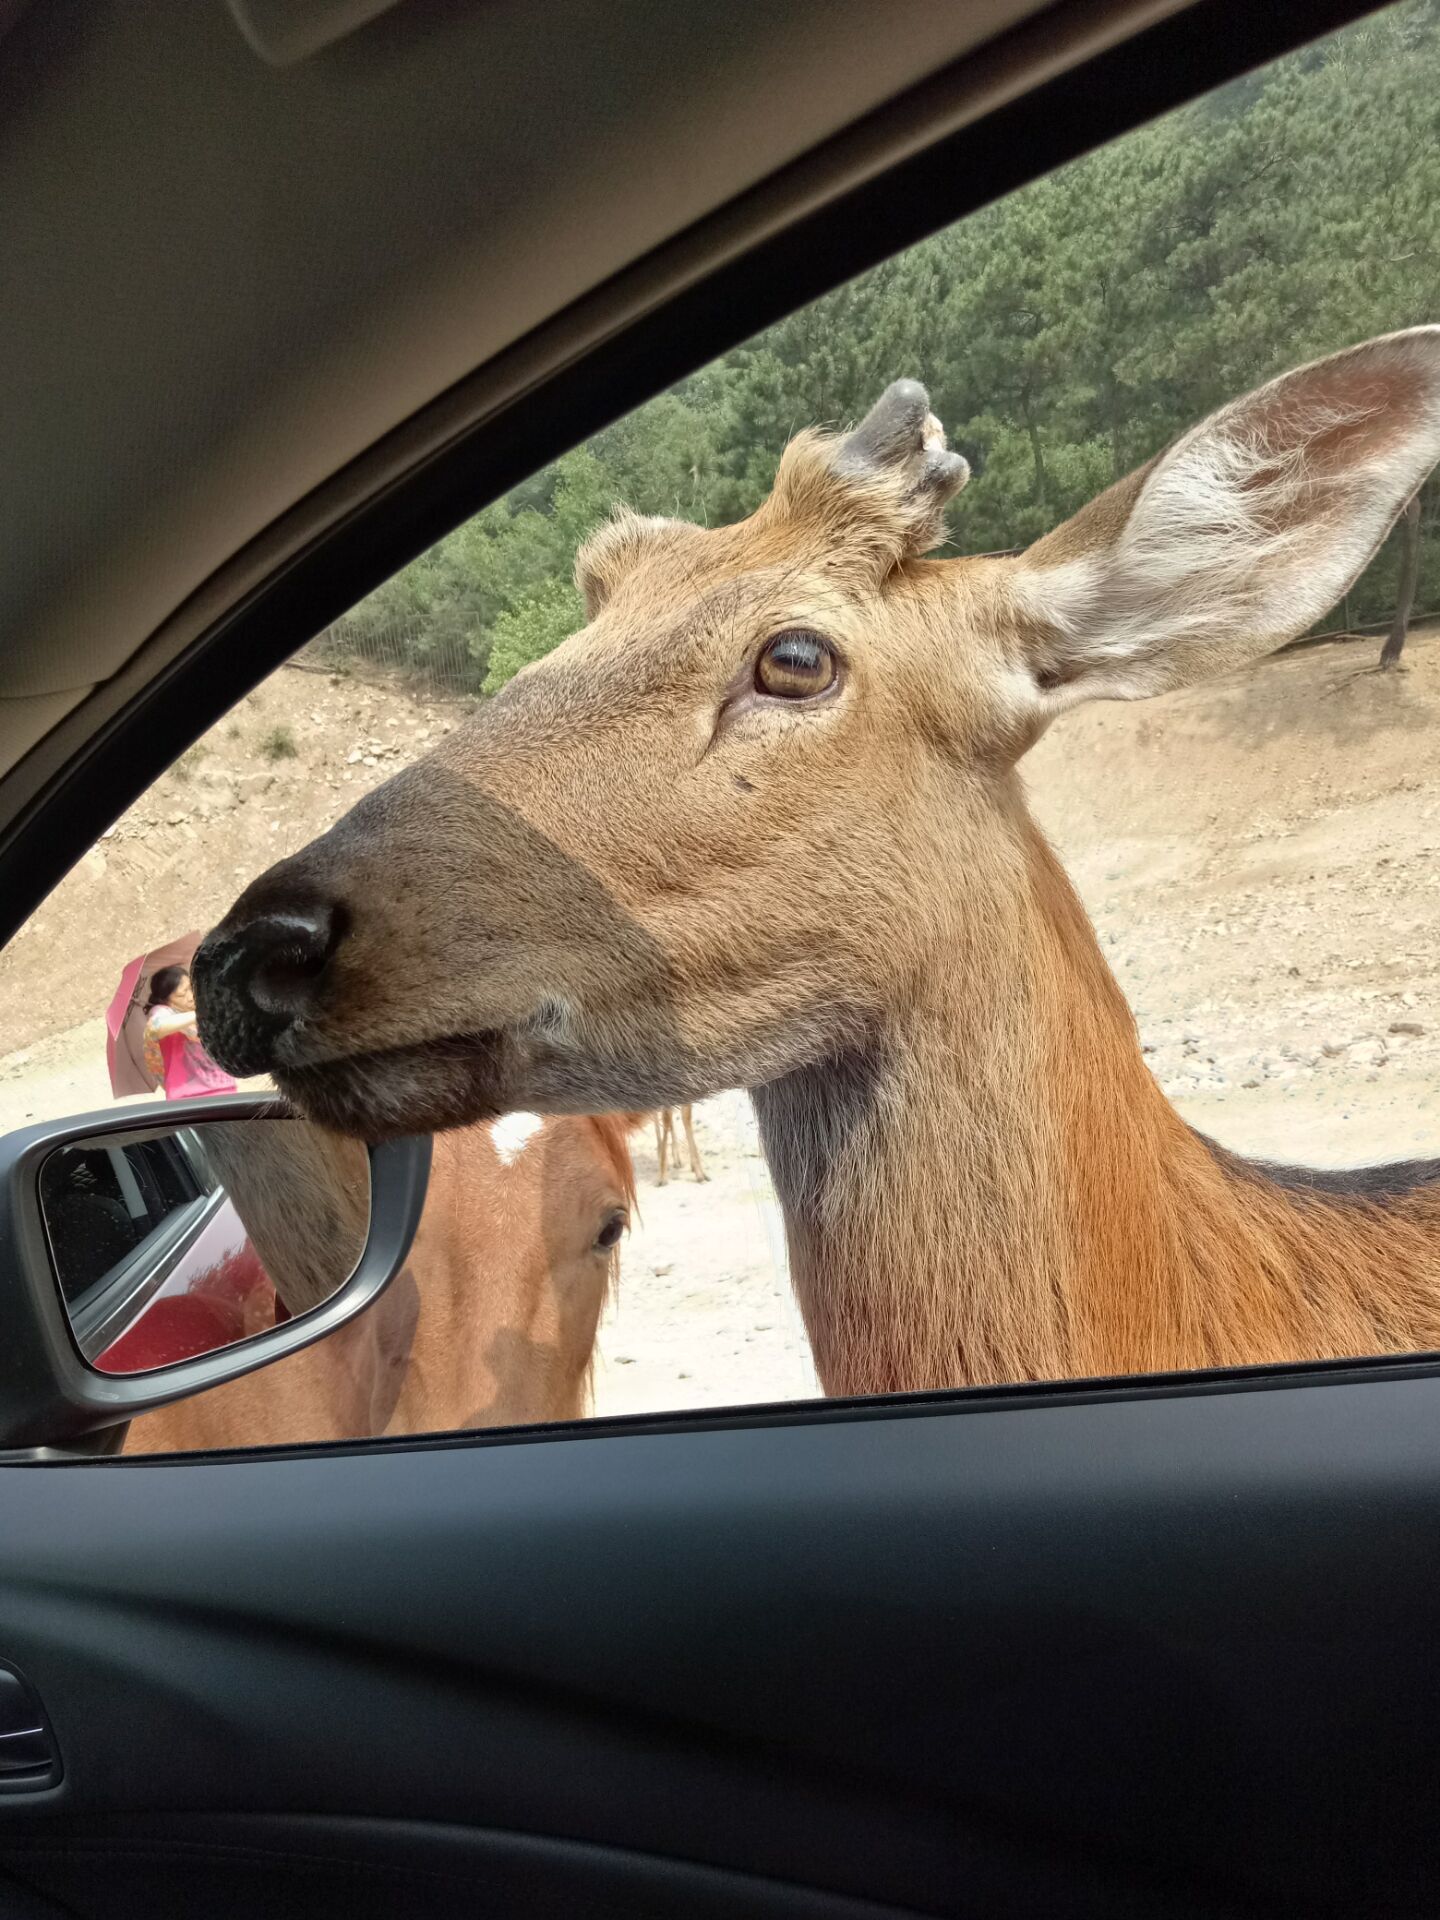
(122, 1112), (638, 1450)
(654, 1105), (706, 1185)
(194, 327), (1440, 1398)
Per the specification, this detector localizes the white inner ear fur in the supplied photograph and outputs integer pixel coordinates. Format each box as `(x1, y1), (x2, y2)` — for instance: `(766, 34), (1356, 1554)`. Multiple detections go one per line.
(1011, 327), (1440, 721)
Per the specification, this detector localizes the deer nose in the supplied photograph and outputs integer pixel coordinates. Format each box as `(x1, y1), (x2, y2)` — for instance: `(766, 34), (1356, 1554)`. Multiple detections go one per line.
(192, 894), (346, 1077)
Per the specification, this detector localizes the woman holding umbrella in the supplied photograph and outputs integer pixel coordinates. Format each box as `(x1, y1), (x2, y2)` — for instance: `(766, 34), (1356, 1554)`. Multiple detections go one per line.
(141, 965), (236, 1101)
(107, 936), (238, 1102)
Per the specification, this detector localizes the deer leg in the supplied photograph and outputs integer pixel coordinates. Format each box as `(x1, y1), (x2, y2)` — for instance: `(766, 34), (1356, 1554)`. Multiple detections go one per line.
(655, 1111), (671, 1186)
(681, 1104), (707, 1182)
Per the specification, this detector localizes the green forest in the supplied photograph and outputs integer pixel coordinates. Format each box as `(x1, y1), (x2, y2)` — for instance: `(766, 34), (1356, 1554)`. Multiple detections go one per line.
(327, 0), (1440, 695)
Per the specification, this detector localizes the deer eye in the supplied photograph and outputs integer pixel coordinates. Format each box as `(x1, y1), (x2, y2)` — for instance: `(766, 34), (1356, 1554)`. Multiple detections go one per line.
(755, 630), (837, 699)
(595, 1210), (628, 1252)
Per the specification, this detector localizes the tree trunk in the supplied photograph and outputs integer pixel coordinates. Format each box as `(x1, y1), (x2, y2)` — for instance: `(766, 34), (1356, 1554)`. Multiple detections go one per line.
(1380, 491), (1423, 669)
(1021, 399), (1048, 510)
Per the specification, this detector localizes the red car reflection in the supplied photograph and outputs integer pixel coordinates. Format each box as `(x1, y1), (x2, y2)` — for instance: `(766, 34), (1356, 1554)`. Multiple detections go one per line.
(96, 1197), (285, 1373)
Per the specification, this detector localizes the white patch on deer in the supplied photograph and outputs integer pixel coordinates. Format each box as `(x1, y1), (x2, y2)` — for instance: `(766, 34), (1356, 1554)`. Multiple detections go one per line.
(490, 1111), (545, 1166)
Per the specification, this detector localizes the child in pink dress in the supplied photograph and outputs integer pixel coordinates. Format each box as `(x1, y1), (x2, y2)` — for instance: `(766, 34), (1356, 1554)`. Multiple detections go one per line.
(142, 965), (238, 1100)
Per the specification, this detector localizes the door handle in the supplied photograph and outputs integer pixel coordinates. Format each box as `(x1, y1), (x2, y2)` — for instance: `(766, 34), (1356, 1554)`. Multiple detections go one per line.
(0, 1666), (58, 1790)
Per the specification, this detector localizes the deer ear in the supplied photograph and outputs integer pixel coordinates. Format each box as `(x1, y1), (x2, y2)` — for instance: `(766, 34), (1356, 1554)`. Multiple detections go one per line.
(1011, 328), (1440, 714)
(575, 511), (695, 619)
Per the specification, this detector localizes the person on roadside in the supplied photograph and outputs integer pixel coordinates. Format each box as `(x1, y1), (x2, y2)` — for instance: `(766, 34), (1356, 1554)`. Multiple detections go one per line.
(142, 965), (238, 1100)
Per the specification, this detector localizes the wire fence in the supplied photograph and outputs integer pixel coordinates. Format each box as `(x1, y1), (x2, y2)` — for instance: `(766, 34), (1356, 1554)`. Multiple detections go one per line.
(1281, 604), (1440, 658)
(294, 613), (484, 706)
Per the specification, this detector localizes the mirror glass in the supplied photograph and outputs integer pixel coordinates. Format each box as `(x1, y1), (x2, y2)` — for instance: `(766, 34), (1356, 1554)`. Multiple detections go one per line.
(38, 1115), (372, 1373)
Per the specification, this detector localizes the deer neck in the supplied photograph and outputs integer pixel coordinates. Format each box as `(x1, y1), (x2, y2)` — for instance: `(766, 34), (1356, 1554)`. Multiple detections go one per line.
(753, 804), (1440, 1396)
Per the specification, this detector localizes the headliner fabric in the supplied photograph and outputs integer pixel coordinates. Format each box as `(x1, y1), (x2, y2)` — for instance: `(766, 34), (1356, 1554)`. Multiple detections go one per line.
(0, 0), (1040, 714)
(0, 687), (89, 772)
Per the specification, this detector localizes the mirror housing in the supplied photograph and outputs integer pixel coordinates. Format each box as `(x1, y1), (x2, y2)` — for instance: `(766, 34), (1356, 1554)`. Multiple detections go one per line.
(0, 1094), (430, 1452)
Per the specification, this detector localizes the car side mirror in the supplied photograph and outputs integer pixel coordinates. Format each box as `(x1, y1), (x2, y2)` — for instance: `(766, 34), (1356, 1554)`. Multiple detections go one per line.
(0, 1094), (430, 1452)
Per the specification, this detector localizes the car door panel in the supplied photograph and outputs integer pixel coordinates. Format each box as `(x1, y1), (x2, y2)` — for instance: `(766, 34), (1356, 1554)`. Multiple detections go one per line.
(0, 1816), (933, 1920)
(0, 1370), (1436, 1918)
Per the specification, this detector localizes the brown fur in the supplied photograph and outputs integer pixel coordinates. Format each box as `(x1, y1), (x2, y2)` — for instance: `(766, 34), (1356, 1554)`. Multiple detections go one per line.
(126, 1114), (636, 1451)
(778, 818), (1440, 1392)
(200, 333), (1440, 1396)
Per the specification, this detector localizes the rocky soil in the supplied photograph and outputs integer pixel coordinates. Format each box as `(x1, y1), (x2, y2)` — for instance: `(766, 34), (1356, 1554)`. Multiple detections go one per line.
(0, 665), (472, 1058)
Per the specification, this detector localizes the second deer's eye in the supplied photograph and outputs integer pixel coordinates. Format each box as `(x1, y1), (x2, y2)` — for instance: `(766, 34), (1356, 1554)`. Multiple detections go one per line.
(755, 630), (837, 700)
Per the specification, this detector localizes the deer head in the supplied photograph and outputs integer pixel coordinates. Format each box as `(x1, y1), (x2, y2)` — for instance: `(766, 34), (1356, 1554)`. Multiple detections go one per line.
(195, 330), (1440, 1141)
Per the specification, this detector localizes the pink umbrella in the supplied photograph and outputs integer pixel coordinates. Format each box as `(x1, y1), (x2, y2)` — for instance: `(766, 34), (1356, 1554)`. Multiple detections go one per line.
(105, 932), (203, 1098)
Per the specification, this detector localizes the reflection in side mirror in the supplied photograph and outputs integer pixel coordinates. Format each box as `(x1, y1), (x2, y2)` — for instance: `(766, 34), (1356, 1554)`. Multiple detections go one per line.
(39, 1114), (371, 1373)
